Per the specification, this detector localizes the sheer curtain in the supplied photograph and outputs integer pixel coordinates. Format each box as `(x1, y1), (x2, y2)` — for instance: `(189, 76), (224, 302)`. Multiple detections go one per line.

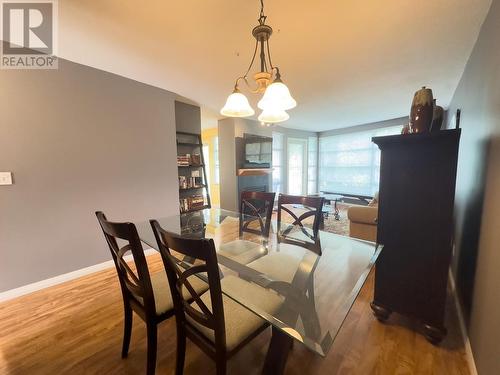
(307, 136), (318, 194)
(272, 132), (284, 193)
(318, 125), (402, 196)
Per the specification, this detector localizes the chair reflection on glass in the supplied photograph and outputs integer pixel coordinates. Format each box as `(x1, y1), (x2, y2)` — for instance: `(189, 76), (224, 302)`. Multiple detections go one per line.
(218, 191), (276, 264)
(276, 194), (324, 255)
(150, 220), (275, 375)
(246, 194), (325, 342)
(179, 210), (206, 238)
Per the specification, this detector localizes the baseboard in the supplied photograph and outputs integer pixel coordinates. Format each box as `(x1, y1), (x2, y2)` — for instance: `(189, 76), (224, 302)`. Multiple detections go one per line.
(448, 270), (478, 375)
(0, 249), (157, 303)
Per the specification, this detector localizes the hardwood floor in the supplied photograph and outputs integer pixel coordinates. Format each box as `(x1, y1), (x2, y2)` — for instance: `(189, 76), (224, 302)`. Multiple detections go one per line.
(0, 253), (470, 375)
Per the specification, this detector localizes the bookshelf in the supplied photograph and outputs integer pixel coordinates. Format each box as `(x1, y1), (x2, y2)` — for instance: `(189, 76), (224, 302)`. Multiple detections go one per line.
(176, 131), (211, 213)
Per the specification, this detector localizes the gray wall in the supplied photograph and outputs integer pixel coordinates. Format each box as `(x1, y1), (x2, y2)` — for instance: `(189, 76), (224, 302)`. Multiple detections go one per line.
(218, 118), (238, 211)
(175, 101), (201, 134)
(0, 56), (179, 292)
(446, 1), (500, 374)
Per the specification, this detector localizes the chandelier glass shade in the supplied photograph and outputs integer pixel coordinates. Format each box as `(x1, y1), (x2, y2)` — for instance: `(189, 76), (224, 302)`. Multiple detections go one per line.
(258, 108), (290, 123)
(220, 89), (255, 117)
(257, 80), (297, 111)
(220, 0), (296, 124)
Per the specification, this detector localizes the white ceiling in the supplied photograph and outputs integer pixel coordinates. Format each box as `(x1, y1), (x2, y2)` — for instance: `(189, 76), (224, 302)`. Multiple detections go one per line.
(58, 0), (491, 131)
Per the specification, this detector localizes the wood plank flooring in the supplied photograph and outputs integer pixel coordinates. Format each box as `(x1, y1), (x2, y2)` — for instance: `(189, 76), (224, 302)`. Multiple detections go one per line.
(0, 253), (470, 375)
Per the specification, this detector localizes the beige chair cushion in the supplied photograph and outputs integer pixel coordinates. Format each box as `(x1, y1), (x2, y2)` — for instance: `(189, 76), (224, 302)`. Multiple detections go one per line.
(186, 275), (283, 351)
(246, 250), (304, 283)
(147, 269), (208, 315)
(218, 240), (267, 265)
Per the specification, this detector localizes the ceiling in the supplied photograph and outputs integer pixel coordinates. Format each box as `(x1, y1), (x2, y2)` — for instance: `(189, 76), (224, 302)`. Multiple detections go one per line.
(58, 0), (492, 131)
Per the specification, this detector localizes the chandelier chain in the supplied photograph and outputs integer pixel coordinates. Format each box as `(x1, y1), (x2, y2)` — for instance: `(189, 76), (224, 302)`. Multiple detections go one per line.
(259, 0), (266, 25)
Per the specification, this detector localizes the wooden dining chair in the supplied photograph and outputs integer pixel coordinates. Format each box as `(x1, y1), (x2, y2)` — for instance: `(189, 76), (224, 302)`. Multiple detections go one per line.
(239, 191), (276, 238)
(150, 220), (270, 375)
(218, 191), (275, 265)
(277, 194), (325, 254)
(95, 212), (207, 375)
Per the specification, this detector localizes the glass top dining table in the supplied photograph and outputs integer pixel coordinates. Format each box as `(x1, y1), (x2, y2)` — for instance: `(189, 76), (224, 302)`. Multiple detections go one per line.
(136, 207), (382, 360)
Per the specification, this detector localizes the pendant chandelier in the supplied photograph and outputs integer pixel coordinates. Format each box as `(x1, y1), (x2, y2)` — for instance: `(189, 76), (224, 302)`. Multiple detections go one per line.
(220, 0), (296, 124)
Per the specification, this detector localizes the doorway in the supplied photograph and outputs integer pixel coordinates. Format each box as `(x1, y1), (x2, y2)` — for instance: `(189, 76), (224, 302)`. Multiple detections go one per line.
(287, 138), (308, 195)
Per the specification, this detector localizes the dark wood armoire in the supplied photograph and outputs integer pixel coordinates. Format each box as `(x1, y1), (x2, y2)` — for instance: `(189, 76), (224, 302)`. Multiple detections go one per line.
(370, 129), (461, 343)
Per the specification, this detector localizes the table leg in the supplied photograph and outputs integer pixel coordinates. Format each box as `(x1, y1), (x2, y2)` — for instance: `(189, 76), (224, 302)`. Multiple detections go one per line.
(262, 326), (293, 375)
(334, 199), (340, 220)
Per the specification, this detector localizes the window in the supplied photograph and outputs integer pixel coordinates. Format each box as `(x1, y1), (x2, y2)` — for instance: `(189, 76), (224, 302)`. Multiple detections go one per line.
(272, 132), (283, 193)
(318, 125), (402, 196)
(307, 136), (318, 194)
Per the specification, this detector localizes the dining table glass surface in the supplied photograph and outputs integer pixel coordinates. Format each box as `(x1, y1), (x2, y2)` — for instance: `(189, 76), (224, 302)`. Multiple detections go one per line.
(136, 208), (382, 357)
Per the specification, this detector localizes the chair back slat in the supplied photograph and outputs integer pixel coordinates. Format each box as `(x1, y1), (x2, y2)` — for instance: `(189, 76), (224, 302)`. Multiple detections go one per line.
(114, 244), (143, 293)
(239, 191), (276, 238)
(96, 211), (156, 315)
(150, 220), (226, 348)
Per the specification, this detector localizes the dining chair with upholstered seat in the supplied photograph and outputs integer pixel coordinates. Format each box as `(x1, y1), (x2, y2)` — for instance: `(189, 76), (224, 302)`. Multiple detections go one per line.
(218, 191), (276, 265)
(95, 211), (207, 375)
(150, 220), (272, 375)
(239, 191), (276, 237)
(276, 194), (324, 255)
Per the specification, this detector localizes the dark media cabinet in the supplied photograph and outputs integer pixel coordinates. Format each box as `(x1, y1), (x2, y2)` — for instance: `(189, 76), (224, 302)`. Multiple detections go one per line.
(371, 129), (461, 343)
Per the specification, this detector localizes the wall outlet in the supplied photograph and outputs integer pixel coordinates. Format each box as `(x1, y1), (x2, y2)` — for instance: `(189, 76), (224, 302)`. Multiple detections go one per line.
(0, 172), (13, 185)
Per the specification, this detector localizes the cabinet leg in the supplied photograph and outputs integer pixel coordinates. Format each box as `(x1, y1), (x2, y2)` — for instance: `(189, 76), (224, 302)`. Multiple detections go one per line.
(370, 301), (391, 322)
(423, 323), (447, 345)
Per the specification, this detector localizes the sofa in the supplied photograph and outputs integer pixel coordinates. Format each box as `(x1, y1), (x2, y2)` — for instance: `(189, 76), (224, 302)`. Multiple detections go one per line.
(347, 193), (378, 242)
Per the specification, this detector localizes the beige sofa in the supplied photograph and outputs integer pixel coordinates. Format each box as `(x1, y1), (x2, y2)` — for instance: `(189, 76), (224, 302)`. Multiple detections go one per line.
(347, 194), (378, 242)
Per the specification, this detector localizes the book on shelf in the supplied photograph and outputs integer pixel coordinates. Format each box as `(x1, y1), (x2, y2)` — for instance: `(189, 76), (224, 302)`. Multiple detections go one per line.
(179, 195), (206, 213)
(177, 154), (191, 166)
(177, 153), (202, 167)
(191, 153), (201, 165)
(178, 176), (203, 189)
